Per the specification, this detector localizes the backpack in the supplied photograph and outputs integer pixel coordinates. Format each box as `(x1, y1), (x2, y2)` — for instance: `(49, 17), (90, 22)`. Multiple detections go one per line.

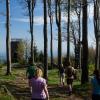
(67, 66), (74, 77)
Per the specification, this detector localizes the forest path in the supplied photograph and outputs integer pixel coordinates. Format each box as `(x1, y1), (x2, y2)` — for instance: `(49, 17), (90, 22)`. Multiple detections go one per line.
(0, 67), (92, 100)
(0, 76), (91, 100)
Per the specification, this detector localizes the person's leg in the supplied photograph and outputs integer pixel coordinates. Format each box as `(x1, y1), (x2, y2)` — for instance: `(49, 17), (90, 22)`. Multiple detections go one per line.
(62, 74), (65, 86)
(28, 77), (33, 93)
(67, 79), (71, 95)
(60, 74), (63, 86)
(68, 84), (72, 95)
(61, 74), (63, 86)
(30, 86), (32, 93)
(67, 79), (73, 95)
(70, 79), (73, 92)
(67, 84), (72, 95)
(60, 74), (61, 85)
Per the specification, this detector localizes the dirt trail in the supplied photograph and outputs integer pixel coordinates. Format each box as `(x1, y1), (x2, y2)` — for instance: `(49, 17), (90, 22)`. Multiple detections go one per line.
(0, 70), (91, 100)
(4, 76), (90, 100)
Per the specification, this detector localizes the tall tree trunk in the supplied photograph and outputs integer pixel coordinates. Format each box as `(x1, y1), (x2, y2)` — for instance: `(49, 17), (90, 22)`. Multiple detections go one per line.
(81, 0), (89, 84)
(6, 0), (11, 75)
(96, 0), (100, 69)
(93, 0), (98, 69)
(66, 0), (70, 65)
(50, 15), (53, 69)
(74, 0), (82, 69)
(31, 0), (34, 63)
(43, 0), (48, 79)
(58, 1), (62, 68)
(55, 0), (62, 69)
(71, 29), (77, 68)
(94, 0), (100, 69)
(27, 0), (35, 64)
(78, 14), (81, 69)
(48, 0), (53, 69)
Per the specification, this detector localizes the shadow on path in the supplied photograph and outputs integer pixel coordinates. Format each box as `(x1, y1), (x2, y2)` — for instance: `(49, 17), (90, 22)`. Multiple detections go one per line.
(48, 84), (85, 100)
(0, 81), (92, 100)
(0, 81), (31, 100)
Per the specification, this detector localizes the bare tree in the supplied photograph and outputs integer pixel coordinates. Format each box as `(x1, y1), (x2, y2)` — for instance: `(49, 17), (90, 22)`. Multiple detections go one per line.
(65, 0), (71, 65)
(48, 0), (54, 69)
(70, 21), (80, 68)
(21, 0), (36, 64)
(43, 0), (48, 79)
(6, 0), (11, 75)
(55, 0), (62, 69)
(81, 0), (89, 84)
(93, 0), (100, 69)
(72, 0), (82, 68)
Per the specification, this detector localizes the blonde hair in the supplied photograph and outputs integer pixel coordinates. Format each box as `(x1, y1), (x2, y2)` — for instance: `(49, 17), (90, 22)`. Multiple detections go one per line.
(35, 68), (43, 77)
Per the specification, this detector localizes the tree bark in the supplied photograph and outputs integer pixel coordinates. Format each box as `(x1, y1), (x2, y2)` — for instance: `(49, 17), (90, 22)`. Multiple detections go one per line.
(50, 15), (53, 69)
(66, 0), (70, 65)
(93, 0), (100, 69)
(93, 0), (98, 69)
(58, 1), (62, 68)
(31, 0), (34, 63)
(43, 0), (48, 79)
(6, 0), (11, 75)
(55, 0), (62, 69)
(81, 0), (89, 84)
(74, 0), (82, 69)
(27, 0), (35, 64)
(48, 0), (53, 69)
(78, 13), (81, 69)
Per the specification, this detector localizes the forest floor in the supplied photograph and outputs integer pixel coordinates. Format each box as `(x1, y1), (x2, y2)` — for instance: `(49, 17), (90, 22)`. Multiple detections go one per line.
(0, 66), (92, 100)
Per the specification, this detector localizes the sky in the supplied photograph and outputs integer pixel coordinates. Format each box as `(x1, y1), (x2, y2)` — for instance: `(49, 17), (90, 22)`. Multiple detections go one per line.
(0, 0), (95, 59)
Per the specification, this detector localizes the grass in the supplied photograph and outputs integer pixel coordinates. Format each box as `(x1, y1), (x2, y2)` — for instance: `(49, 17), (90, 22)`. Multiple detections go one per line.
(0, 75), (15, 81)
(0, 65), (2, 68)
(0, 85), (16, 100)
(48, 69), (59, 85)
(0, 66), (27, 81)
(0, 67), (26, 100)
(0, 66), (93, 100)
(73, 83), (92, 98)
(0, 95), (15, 100)
(0, 67), (16, 81)
(89, 64), (95, 75)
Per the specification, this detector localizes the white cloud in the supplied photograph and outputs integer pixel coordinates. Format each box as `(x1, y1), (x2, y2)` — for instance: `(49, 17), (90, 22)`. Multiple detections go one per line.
(12, 4), (94, 26)
(12, 16), (50, 26)
(34, 16), (44, 25)
(12, 18), (29, 23)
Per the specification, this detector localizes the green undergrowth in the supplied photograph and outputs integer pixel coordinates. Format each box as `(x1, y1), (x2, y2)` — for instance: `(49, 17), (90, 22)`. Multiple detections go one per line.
(0, 85), (15, 100)
(0, 68), (16, 81)
(0, 67), (26, 82)
(73, 83), (91, 97)
(0, 95), (15, 100)
(89, 64), (95, 75)
(48, 69), (59, 85)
